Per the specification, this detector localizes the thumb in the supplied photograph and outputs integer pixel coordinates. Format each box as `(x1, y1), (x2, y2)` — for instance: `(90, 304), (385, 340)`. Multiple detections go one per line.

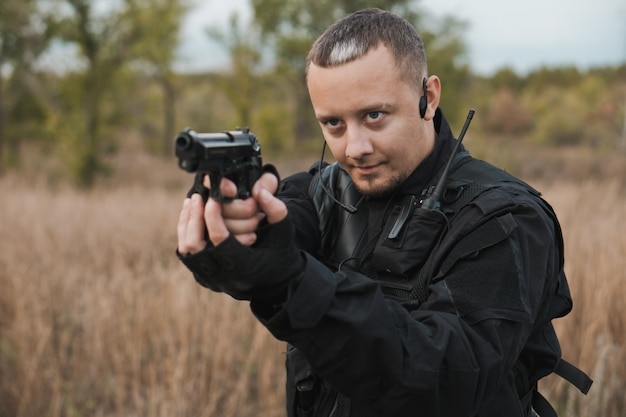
(256, 188), (287, 224)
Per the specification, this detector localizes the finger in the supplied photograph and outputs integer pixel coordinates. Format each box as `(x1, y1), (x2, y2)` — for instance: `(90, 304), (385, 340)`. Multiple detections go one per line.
(255, 188), (288, 224)
(224, 212), (266, 234)
(251, 171), (285, 223)
(220, 177), (238, 199)
(252, 172), (279, 196)
(204, 196), (230, 246)
(177, 198), (191, 249)
(202, 175), (236, 195)
(178, 194), (208, 255)
(222, 196), (260, 220)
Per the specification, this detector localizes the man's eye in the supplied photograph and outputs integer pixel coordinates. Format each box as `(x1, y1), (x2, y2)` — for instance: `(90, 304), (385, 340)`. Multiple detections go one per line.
(327, 119), (341, 127)
(368, 112), (381, 119)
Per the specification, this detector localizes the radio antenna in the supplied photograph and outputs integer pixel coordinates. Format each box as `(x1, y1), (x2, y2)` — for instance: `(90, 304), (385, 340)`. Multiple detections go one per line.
(420, 109), (475, 211)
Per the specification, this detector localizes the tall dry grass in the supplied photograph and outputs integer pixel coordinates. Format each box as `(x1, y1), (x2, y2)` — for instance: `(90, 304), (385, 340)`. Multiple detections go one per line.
(0, 173), (285, 417)
(0, 153), (624, 417)
(540, 180), (626, 417)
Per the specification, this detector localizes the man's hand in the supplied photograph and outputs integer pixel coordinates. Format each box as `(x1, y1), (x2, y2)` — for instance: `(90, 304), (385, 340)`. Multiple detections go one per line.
(177, 172), (286, 256)
(176, 170), (304, 301)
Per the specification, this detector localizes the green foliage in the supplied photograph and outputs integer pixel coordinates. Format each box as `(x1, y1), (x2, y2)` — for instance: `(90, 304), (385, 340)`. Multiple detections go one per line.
(45, 0), (185, 182)
(522, 69), (626, 147)
(253, 103), (295, 153)
(0, 0), (54, 171)
(127, 0), (188, 155)
(208, 13), (262, 127)
(1, 2), (624, 185)
(490, 67), (525, 91)
(471, 64), (626, 150)
(248, 0), (470, 141)
(420, 15), (471, 126)
(0, 0), (39, 61)
(252, 0), (418, 65)
(129, 0), (187, 67)
(526, 66), (583, 89)
(530, 87), (587, 146)
(483, 88), (533, 136)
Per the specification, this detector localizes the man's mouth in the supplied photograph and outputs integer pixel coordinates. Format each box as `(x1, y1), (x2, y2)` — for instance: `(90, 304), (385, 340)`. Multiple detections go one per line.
(353, 164), (381, 176)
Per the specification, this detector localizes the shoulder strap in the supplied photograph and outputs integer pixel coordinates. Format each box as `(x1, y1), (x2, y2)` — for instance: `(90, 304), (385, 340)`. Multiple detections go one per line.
(308, 162), (370, 268)
(531, 359), (593, 417)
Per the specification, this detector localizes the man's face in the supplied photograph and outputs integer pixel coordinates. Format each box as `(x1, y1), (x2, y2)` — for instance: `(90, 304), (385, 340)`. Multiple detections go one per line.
(307, 45), (435, 198)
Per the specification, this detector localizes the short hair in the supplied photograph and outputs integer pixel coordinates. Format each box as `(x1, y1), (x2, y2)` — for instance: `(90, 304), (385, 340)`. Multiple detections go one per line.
(305, 8), (428, 90)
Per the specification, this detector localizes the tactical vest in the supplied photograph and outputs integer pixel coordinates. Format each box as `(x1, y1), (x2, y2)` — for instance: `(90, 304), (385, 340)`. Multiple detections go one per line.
(292, 152), (592, 417)
(308, 151), (544, 302)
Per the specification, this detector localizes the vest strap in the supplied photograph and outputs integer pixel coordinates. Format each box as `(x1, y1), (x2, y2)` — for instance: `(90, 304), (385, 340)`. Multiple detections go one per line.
(531, 389), (558, 417)
(555, 359), (593, 394)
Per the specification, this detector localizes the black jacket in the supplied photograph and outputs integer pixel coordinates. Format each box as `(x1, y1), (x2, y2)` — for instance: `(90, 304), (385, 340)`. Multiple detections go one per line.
(250, 110), (572, 417)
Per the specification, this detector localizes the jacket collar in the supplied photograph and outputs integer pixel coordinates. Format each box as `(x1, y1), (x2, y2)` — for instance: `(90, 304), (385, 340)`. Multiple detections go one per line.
(398, 108), (461, 196)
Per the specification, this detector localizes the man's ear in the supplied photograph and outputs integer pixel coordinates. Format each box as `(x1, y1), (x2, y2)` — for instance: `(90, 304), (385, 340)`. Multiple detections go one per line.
(423, 75), (441, 121)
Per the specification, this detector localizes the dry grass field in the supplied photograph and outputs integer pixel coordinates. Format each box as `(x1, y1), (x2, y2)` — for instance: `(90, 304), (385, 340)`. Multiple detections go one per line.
(0, 150), (624, 417)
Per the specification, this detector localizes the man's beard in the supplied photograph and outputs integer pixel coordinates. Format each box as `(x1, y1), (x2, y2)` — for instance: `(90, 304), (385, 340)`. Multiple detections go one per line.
(353, 174), (403, 199)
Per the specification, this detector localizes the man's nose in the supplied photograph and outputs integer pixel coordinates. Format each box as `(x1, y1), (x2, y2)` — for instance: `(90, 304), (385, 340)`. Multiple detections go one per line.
(345, 126), (374, 160)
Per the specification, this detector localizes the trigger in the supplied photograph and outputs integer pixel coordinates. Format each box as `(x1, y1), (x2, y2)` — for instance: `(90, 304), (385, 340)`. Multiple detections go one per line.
(186, 173), (210, 203)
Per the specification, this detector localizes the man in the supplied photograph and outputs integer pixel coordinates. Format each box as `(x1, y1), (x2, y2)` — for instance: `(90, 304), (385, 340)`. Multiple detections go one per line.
(177, 8), (590, 417)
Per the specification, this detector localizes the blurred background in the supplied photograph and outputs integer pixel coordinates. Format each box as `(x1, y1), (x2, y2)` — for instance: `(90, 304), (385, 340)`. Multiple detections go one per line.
(1, 0), (625, 185)
(0, 1), (625, 416)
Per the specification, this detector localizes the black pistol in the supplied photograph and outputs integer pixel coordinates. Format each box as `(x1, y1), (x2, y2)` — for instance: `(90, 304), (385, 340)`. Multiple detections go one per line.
(175, 128), (263, 202)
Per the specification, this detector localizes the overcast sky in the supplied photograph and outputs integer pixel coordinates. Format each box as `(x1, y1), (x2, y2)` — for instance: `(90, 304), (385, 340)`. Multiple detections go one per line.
(175, 0), (626, 75)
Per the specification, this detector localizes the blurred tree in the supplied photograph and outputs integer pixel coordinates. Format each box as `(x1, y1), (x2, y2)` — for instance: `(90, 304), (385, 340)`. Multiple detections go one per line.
(0, 0), (54, 173)
(483, 88), (532, 136)
(250, 0), (423, 142)
(527, 86), (587, 146)
(50, 0), (185, 186)
(525, 66), (582, 90)
(52, 0), (140, 186)
(490, 67), (525, 92)
(207, 13), (262, 128)
(248, 0), (470, 142)
(520, 66), (626, 149)
(420, 15), (471, 126)
(207, 14), (296, 154)
(128, 0), (188, 156)
(577, 73), (626, 149)
(589, 65), (626, 151)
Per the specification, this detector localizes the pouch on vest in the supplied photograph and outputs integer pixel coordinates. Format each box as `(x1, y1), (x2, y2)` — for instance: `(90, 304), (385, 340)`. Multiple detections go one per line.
(287, 344), (351, 417)
(372, 194), (448, 300)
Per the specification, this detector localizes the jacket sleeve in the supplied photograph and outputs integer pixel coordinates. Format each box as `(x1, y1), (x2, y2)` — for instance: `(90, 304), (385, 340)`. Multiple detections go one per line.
(251, 187), (562, 416)
(274, 169), (321, 255)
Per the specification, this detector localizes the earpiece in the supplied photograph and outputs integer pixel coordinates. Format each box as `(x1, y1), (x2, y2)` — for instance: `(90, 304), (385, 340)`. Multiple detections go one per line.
(419, 77), (428, 118)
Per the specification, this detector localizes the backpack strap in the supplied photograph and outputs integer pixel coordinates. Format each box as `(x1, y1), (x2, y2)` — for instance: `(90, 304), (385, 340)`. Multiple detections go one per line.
(555, 359), (593, 394)
(531, 390), (558, 417)
(526, 358), (593, 417)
